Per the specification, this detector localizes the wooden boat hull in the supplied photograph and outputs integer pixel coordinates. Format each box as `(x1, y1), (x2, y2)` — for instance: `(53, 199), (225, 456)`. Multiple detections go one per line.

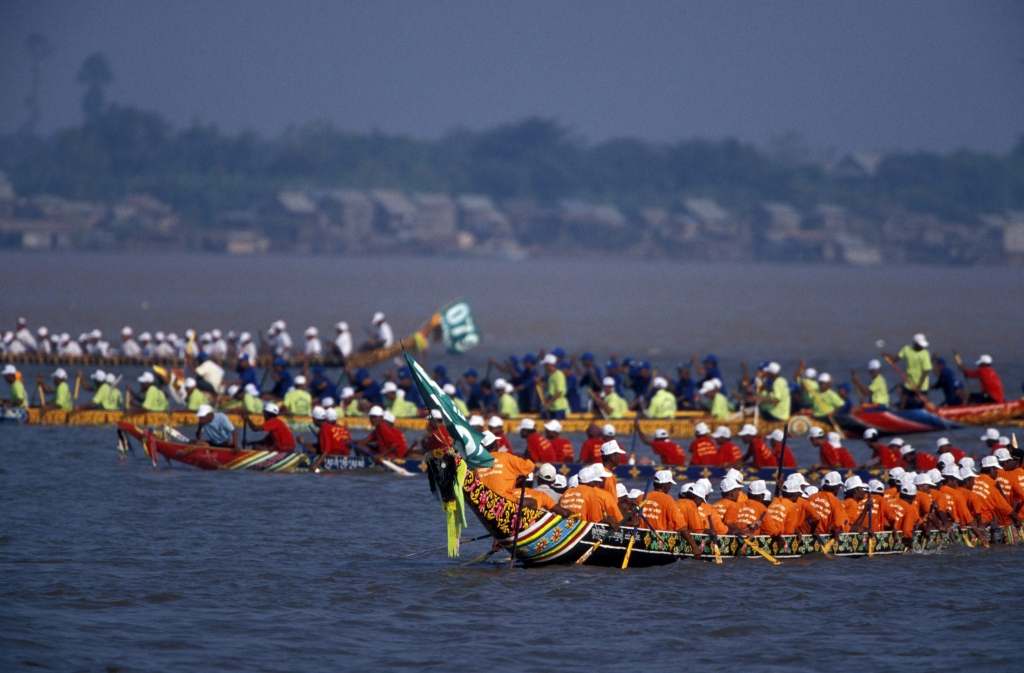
(459, 466), (1022, 567)
(838, 399), (1024, 436)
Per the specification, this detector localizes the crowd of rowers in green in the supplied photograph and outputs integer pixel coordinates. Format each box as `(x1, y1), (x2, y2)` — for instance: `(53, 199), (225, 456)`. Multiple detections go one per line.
(472, 428), (1024, 557)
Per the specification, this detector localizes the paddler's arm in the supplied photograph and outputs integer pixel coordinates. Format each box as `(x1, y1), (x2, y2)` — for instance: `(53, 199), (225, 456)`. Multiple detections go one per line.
(589, 389), (611, 417)
(677, 527), (702, 559)
(634, 418), (653, 447)
(849, 370), (871, 401)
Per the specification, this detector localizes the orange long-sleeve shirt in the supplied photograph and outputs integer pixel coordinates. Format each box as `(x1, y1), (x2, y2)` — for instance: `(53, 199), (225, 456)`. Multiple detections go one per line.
(886, 498), (921, 539)
(475, 452), (536, 500)
(640, 491), (686, 531)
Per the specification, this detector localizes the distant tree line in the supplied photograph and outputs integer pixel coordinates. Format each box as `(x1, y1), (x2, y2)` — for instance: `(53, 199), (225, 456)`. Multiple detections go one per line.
(2, 51), (1023, 227)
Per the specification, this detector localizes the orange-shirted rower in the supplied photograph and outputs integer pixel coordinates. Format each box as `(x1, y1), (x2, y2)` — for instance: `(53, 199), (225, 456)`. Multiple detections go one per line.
(635, 470), (702, 557)
(979, 455), (1021, 524)
(807, 471), (850, 539)
(554, 463), (622, 525)
(885, 482), (923, 544)
(475, 431), (537, 501)
(733, 480), (771, 534)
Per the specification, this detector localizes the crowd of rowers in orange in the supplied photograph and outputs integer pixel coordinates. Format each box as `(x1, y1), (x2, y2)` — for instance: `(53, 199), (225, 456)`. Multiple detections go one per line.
(469, 428), (1024, 556)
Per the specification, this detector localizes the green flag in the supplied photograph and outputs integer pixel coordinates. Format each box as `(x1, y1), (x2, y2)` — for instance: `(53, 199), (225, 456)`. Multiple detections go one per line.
(440, 300), (480, 355)
(404, 353), (494, 468)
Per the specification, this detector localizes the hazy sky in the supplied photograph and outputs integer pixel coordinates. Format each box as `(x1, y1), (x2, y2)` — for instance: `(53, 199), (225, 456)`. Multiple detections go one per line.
(2, 0), (1022, 153)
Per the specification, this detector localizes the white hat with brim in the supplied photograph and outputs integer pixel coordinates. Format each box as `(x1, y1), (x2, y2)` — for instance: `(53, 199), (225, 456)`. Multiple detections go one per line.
(537, 463), (557, 482)
(994, 448), (1012, 462)
(654, 428), (669, 440)
(601, 424), (616, 437)
(719, 477), (742, 493)
(196, 404), (214, 417)
(488, 416), (504, 428)
(738, 424), (757, 437)
(747, 480), (768, 496)
(4, 364), (21, 375)
(368, 405), (384, 417)
(518, 418), (536, 431)
(616, 483), (629, 498)
(820, 471), (842, 487)
(263, 402), (280, 415)
(653, 469), (675, 485)
(543, 420), (562, 433)
(981, 455), (1000, 469)
(912, 333), (929, 348)
(600, 440), (626, 456)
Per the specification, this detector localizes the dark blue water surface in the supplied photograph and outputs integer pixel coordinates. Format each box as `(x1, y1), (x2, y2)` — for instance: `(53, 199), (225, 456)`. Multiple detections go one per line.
(3, 423), (1023, 673)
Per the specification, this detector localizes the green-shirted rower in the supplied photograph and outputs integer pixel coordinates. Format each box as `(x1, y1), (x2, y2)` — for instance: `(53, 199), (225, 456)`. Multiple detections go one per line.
(243, 383), (264, 414)
(443, 383), (470, 418)
(136, 371), (169, 412)
(3, 365), (28, 409)
(758, 362), (791, 422)
(340, 386), (362, 417)
(888, 333), (932, 395)
(852, 359), (890, 407)
(809, 372), (845, 418)
(645, 376), (678, 419)
(102, 373), (123, 410)
(541, 354), (569, 419)
(184, 377), (209, 411)
(495, 378), (520, 418)
(700, 380), (731, 420)
(383, 382), (419, 418)
(594, 376), (629, 418)
(283, 375), (313, 416)
(42, 368), (73, 411)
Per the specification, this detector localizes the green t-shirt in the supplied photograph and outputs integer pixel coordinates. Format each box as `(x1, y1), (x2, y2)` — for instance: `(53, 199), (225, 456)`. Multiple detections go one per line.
(802, 378), (819, 397)
(244, 394), (264, 414)
(104, 386), (123, 411)
(453, 397), (470, 419)
(283, 389), (312, 416)
(603, 392), (629, 419)
(811, 389), (844, 418)
(390, 397), (419, 418)
(344, 399), (362, 417)
(710, 392), (731, 420)
(546, 370), (569, 412)
(869, 374), (890, 406)
(498, 393), (520, 418)
(142, 386), (168, 412)
(54, 381), (72, 411)
(762, 376), (791, 421)
(898, 345), (932, 391)
(646, 389), (677, 419)
(186, 388), (208, 411)
(92, 383), (110, 408)
(10, 379), (27, 408)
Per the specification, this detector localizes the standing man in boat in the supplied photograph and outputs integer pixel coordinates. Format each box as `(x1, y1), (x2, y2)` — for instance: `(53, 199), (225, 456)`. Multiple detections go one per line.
(539, 354), (569, 419)
(2, 365), (27, 409)
(194, 404), (237, 448)
(884, 333), (932, 409)
(242, 402), (296, 451)
(954, 353), (1005, 404)
(363, 312), (394, 351)
(645, 376), (678, 419)
(333, 321), (353, 360)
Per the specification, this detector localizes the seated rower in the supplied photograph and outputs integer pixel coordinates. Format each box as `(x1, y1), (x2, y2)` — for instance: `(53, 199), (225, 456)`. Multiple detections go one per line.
(806, 471), (850, 539)
(863, 429), (902, 468)
(592, 376), (629, 419)
(961, 463), (1012, 526)
(935, 437), (965, 464)
(700, 380), (731, 421)
(765, 429), (797, 467)
(283, 375), (313, 416)
(543, 420), (574, 463)
(616, 483), (641, 526)
(38, 368), (73, 411)
(979, 455), (1021, 523)
(554, 464), (622, 525)
(474, 431), (536, 501)
(713, 426), (742, 466)
(712, 476), (744, 528)
(597, 439), (627, 497)
(885, 482), (923, 544)
(899, 443), (937, 472)
(637, 424), (687, 465)
(194, 404), (237, 448)
(578, 423), (607, 464)
(644, 376), (677, 419)
(2, 365), (28, 409)
(518, 418), (555, 463)
(242, 402), (296, 451)
(486, 416), (512, 450)
(850, 359), (890, 407)
(760, 478), (805, 537)
(355, 406), (408, 459)
(739, 424), (773, 468)
(685, 482), (728, 536)
(689, 422), (720, 466)
(809, 372), (844, 419)
(184, 378), (209, 411)
(955, 353), (1004, 404)
(135, 372), (169, 412)
(531, 463), (562, 505)
(733, 480), (770, 534)
(321, 407), (352, 456)
(639, 470), (686, 529)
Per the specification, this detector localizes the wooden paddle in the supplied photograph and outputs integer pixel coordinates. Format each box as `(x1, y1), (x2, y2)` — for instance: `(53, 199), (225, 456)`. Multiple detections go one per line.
(575, 540), (602, 565)
(744, 537), (781, 565)
(509, 485), (528, 567)
(620, 534), (637, 570)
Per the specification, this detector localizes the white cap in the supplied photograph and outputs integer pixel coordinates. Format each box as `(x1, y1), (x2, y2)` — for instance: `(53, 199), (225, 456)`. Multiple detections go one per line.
(817, 372), (831, 383)
(600, 440), (626, 456)
(580, 464), (612, 483)
(652, 376), (668, 389)
(544, 419), (562, 433)
(195, 403), (214, 418)
(844, 475), (866, 491)
(826, 431), (842, 445)
(688, 482), (710, 501)
(537, 463), (557, 482)
(382, 411), (396, 423)
(868, 479), (885, 494)
(738, 424), (757, 437)
(121, 326), (133, 336)
(994, 447), (1012, 462)
(541, 354), (558, 365)
(998, 436), (1010, 447)
(567, 475), (579, 488)
(430, 409), (443, 420)
(52, 368), (67, 379)
(368, 405), (384, 417)
(768, 429), (784, 442)
(372, 312), (385, 323)
(442, 384), (457, 396)
(900, 482), (918, 496)
(981, 428), (1000, 442)
(782, 479), (803, 495)
(185, 377), (197, 389)
(304, 326), (318, 337)
(899, 445), (915, 456)
(211, 329), (222, 339)
(326, 408), (338, 422)
(785, 472), (807, 487)
(137, 372), (154, 384)
(725, 467), (745, 484)
(913, 473), (933, 487)
(927, 468), (942, 483)
(941, 464), (960, 479)
(975, 354), (993, 365)
(653, 469), (676, 485)
(981, 455), (1000, 469)
(293, 375), (307, 386)
(766, 362), (781, 375)
(863, 428), (879, 440)
(694, 422), (710, 436)
(468, 414), (484, 427)
(487, 416), (504, 428)
(493, 377), (508, 391)
(868, 359), (881, 370)
(335, 321), (348, 331)
(698, 381), (717, 396)
(809, 426), (825, 438)
(820, 471), (842, 487)
(601, 376), (616, 387)
(601, 423), (616, 437)
(804, 367), (818, 379)
(2, 364), (18, 375)
(139, 332), (152, 342)
(628, 489), (644, 499)
(263, 401), (280, 415)
(311, 406), (327, 421)
(654, 428), (669, 440)
(105, 373), (117, 384)
(888, 437), (905, 447)
(341, 387), (355, 398)
(719, 476), (743, 493)
(889, 466), (907, 481)
(381, 382), (398, 394)
(480, 431), (498, 448)
(239, 331), (252, 343)
(518, 418), (536, 431)
(227, 384), (240, 396)
(321, 396), (335, 408)
(959, 456), (976, 470)
(711, 426), (731, 439)
(748, 480), (768, 496)
(37, 326), (48, 336)
(936, 437), (950, 448)
(937, 451), (954, 467)
(912, 333), (929, 348)
(244, 383), (259, 396)
(802, 485), (819, 498)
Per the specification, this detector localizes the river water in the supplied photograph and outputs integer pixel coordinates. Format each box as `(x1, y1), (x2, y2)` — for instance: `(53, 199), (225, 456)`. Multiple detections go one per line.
(2, 252), (1024, 671)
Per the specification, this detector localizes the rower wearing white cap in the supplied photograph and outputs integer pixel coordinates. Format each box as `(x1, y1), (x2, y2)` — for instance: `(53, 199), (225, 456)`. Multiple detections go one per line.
(689, 421), (720, 466)
(362, 311), (393, 351)
(475, 431), (537, 501)
(697, 379), (729, 421)
(934, 436), (966, 465)
(183, 377), (209, 412)
(241, 383), (263, 415)
(36, 368), (73, 411)
(954, 351), (1005, 404)
(283, 375), (313, 416)
(978, 455), (1020, 523)
(851, 360), (883, 407)
(493, 378), (520, 418)
(486, 415), (512, 450)
(805, 471), (849, 538)
(353, 405), (408, 458)
(796, 363), (819, 406)
(194, 404), (237, 448)
(933, 465), (972, 525)
(711, 426), (742, 465)
(979, 427), (1001, 454)
(883, 333), (932, 408)
(13, 317), (37, 352)
(538, 353), (569, 420)
(303, 326), (323, 357)
(636, 425), (687, 465)
(761, 477), (805, 536)
(554, 463), (623, 525)
(712, 476), (745, 528)
(536, 419), (568, 462)
(241, 401), (297, 451)
(443, 383), (469, 418)
(757, 361), (791, 422)
(644, 376), (678, 419)
(120, 326), (142, 358)
(592, 376), (629, 419)
(237, 332), (257, 362)
(2, 331), (26, 355)
(133, 371), (168, 412)
(765, 428), (796, 468)
(596, 439), (627, 497)
(640, 469), (686, 530)
(885, 481), (923, 543)
(339, 386), (360, 417)
(733, 480), (771, 534)
(531, 463), (562, 505)
(332, 322), (352, 359)
(807, 373), (844, 420)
